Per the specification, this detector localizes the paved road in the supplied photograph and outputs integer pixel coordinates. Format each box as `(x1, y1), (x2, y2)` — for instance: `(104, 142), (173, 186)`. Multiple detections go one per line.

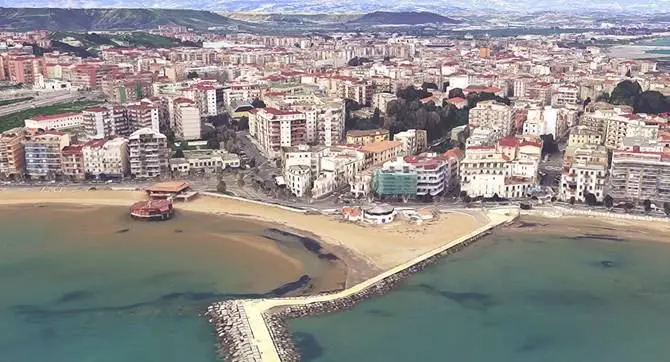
(0, 91), (95, 117)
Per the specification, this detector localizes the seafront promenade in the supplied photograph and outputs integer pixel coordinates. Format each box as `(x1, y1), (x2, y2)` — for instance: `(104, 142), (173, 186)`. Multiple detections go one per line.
(207, 207), (518, 362)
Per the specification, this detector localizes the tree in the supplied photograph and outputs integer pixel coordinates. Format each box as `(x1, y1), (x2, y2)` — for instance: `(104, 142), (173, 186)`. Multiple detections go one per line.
(187, 71), (199, 79)
(459, 190), (468, 202)
(595, 93), (610, 103)
(174, 149), (185, 158)
(604, 195), (614, 210)
(371, 107), (382, 126)
(584, 192), (597, 206)
(633, 91), (670, 114)
(643, 199), (652, 214)
(248, 158), (256, 168)
(569, 197), (576, 205)
(216, 180), (227, 193)
(610, 80), (642, 106)
(623, 202), (634, 213)
(237, 177), (245, 188)
(251, 98), (266, 108)
(540, 134), (559, 156)
(664, 202), (670, 217)
(207, 138), (220, 150)
(275, 158), (282, 168)
(421, 82), (438, 91)
(448, 88), (465, 99)
(625, 69), (632, 78)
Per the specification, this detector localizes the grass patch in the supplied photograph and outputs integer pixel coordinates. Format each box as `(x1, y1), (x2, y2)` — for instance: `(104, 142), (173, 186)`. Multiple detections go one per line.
(0, 97), (34, 107)
(0, 100), (102, 132)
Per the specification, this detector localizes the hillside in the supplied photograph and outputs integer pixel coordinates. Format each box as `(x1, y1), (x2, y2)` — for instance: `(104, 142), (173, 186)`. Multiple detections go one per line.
(348, 11), (461, 25)
(0, 8), (238, 31)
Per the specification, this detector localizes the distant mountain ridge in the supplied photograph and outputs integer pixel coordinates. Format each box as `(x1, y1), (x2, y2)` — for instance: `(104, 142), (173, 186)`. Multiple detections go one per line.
(0, 0), (665, 13)
(0, 8), (237, 31)
(349, 11), (461, 25)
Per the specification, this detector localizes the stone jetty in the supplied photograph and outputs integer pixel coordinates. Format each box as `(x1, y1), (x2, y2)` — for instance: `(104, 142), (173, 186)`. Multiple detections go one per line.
(206, 207), (518, 362)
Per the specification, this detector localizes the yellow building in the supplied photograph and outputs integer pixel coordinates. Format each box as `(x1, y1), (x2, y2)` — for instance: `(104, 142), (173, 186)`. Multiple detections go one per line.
(360, 140), (402, 167)
(346, 129), (390, 146)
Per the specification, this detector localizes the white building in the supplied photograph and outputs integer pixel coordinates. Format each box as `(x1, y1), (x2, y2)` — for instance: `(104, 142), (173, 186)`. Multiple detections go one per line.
(393, 129), (428, 156)
(82, 137), (130, 178)
(405, 150), (462, 197)
(553, 84), (580, 106)
(24, 112), (83, 130)
(173, 98), (202, 141)
(559, 145), (608, 202)
(128, 128), (169, 178)
(170, 149), (240, 175)
(286, 165), (311, 197)
(372, 92), (397, 114)
(468, 101), (513, 137)
(460, 136), (542, 199)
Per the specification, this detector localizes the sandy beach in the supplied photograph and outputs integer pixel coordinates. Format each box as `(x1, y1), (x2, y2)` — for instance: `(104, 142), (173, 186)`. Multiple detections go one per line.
(0, 190), (487, 285)
(503, 213), (670, 243)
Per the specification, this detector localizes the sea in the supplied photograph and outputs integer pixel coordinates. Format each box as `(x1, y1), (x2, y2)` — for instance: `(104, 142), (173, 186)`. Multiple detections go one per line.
(0, 204), (343, 362)
(291, 231), (670, 362)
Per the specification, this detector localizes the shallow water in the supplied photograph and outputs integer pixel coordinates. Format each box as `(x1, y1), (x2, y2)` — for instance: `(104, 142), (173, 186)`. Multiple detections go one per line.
(291, 232), (670, 362)
(0, 204), (341, 362)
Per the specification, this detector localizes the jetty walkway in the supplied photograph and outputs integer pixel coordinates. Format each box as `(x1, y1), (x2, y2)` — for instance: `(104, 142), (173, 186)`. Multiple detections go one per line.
(207, 207), (518, 362)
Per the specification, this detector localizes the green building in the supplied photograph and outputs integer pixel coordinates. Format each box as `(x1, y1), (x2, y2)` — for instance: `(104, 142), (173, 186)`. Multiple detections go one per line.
(373, 163), (418, 197)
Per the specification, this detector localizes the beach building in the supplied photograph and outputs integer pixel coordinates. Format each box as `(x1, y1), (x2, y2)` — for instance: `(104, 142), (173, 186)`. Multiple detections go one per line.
(60, 144), (86, 180)
(345, 129), (390, 146)
(363, 204), (397, 224)
(468, 101), (514, 137)
(145, 181), (198, 201)
(609, 138), (670, 203)
(173, 98), (202, 141)
(393, 129), (428, 156)
(460, 135), (542, 199)
(23, 131), (71, 179)
(129, 199), (174, 220)
(82, 137), (129, 179)
(559, 145), (609, 202)
(128, 128), (169, 178)
(286, 165), (311, 197)
(169, 149), (240, 176)
(0, 128), (26, 177)
(373, 158), (418, 198)
(24, 112), (83, 130)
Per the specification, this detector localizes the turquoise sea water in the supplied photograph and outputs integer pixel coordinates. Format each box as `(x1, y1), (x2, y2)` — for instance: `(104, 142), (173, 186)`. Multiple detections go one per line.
(0, 204), (339, 362)
(291, 233), (670, 362)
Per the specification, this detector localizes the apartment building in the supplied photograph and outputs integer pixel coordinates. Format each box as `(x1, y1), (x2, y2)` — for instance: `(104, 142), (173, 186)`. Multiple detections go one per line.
(82, 106), (131, 139)
(182, 82), (222, 116)
(173, 98), (202, 141)
(360, 140), (403, 168)
(373, 157), (418, 198)
(23, 131), (71, 179)
(394, 129), (428, 156)
(24, 112), (83, 130)
(460, 136), (542, 199)
(609, 138), (670, 203)
(0, 128), (26, 177)
(372, 92), (397, 114)
(568, 126), (603, 147)
(468, 101), (514, 137)
(126, 103), (161, 133)
(339, 80), (373, 106)
(559, 145), (609, 202)
(553, 84), (580, 106)
(404, 150), (462, 197)
(60, 144), (86, 180)
(82, 137), (130, 178)
(345, 129), (390, 146)
(128, 128), (169, 178)
(250, 107), (307, 158)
